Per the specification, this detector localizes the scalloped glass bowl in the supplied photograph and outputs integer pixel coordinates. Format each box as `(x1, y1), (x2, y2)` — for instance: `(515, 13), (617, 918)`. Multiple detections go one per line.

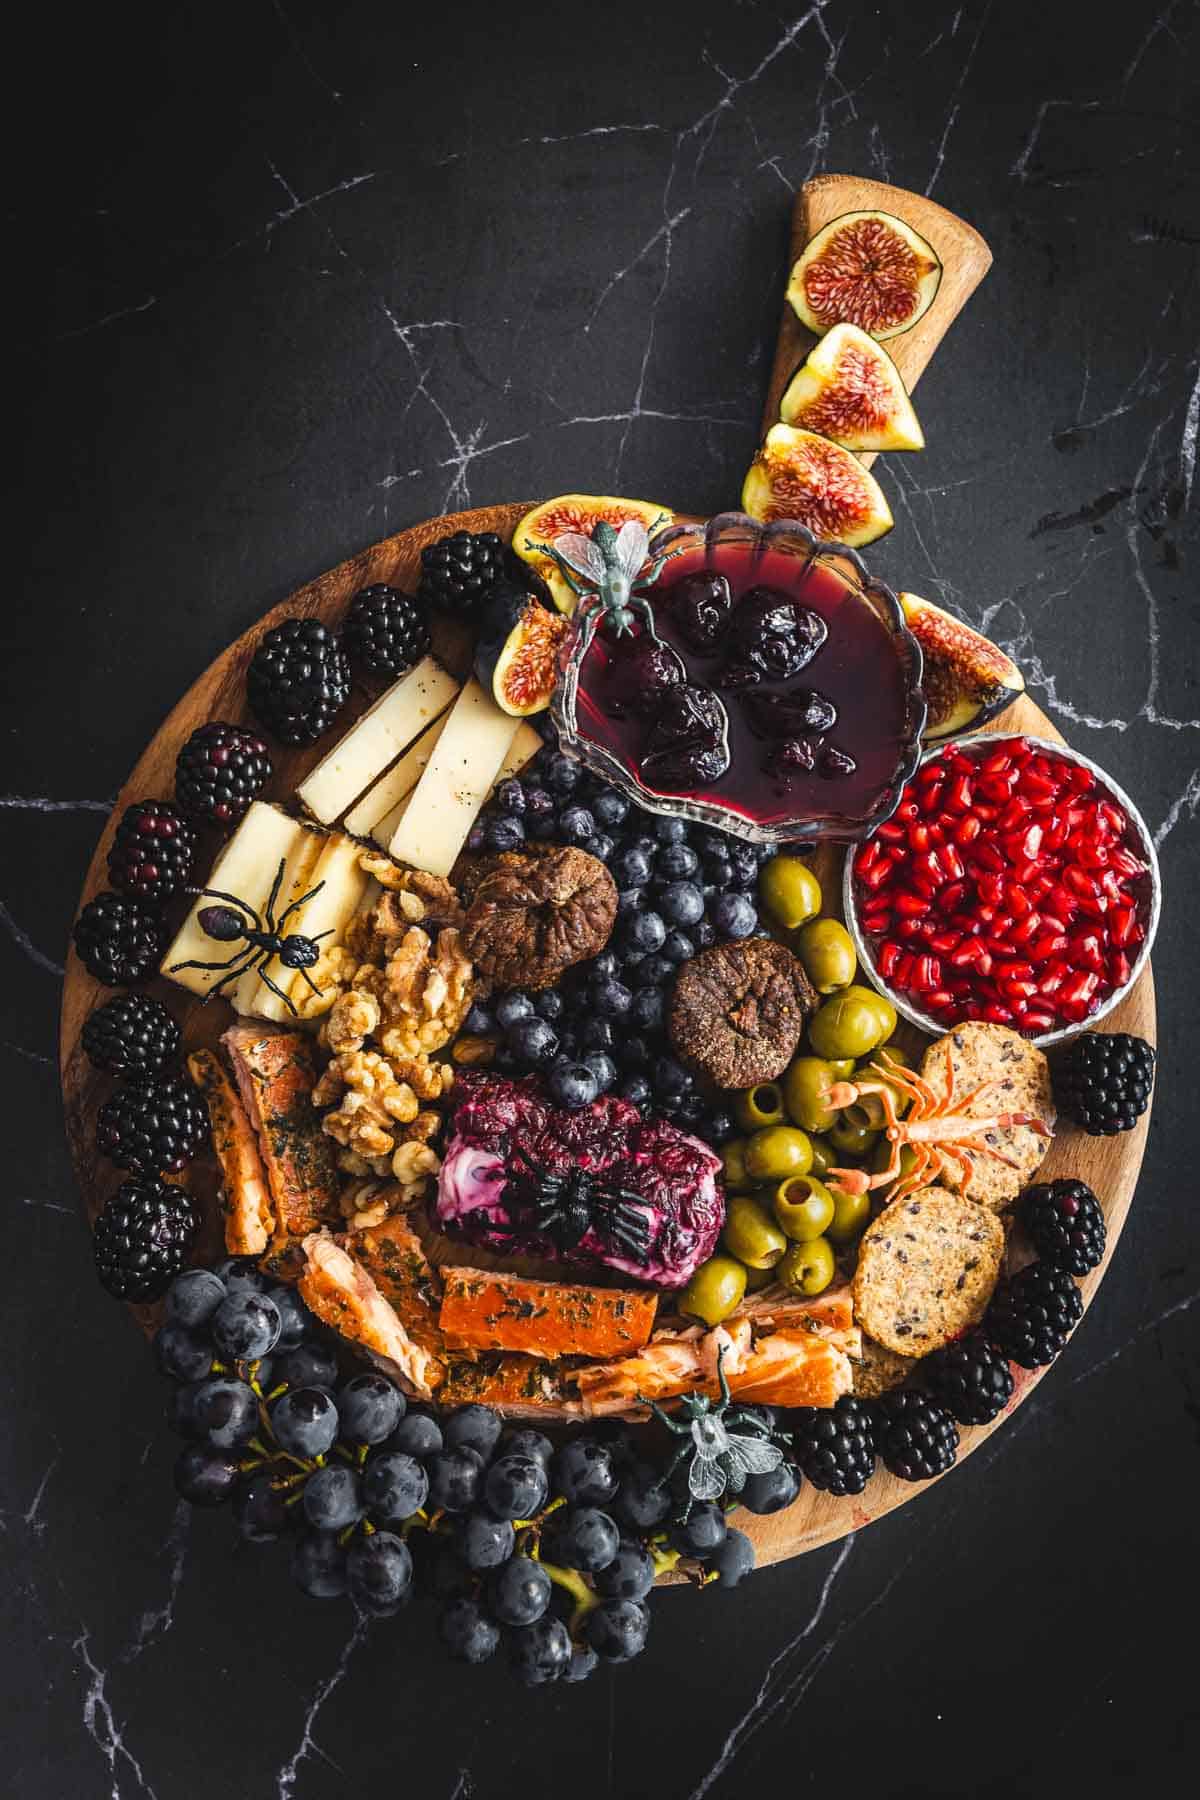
(550, 512), (927, 847)
(842, 733), (1161, 1048)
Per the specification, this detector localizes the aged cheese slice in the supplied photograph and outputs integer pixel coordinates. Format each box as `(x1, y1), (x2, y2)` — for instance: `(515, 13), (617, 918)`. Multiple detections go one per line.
(283, 835), (373, 1006)
(161, 803), (305, 998)
(387, 680), (521, 877)
(235, 827), (328, 1019)
(296, 658), (460, 825)
(371, 716), (544, 849)
(343, 706), (455, 839)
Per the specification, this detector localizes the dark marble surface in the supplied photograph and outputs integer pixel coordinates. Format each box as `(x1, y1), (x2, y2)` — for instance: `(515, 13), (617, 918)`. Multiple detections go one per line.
(7, 1), (1199, 1793)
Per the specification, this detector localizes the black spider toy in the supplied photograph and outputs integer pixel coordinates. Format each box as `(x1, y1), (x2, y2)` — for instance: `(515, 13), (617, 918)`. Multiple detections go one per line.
(497, 1151), (652, 1263)
(169, 858), (330, 1015)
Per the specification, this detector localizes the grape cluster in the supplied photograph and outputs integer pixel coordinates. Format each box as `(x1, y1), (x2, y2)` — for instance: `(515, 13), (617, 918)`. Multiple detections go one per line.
(465, 741), (771, 1131)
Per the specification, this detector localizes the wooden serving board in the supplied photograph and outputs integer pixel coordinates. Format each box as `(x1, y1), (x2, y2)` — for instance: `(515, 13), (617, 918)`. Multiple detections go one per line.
(59, 175), (1153, 1567)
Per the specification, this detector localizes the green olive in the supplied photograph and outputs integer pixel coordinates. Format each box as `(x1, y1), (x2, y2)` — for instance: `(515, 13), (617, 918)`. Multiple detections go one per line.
(742, 1262), (776, 1292)
(852, 1043), (913, 1125)
(679, 1254), (748, 1326)
(722, 1194), (788, 1269)
(808, 993), (891, 1061)
(733, 1082), (787, 1132)
(826, 1187), (871, 1244)
(782, 1057), (842, 1134)
(760, 855), (823, 931)
(722, 1140), (753, 1192)
(778, 1236), (836, 1296)
(772, 1175), (835, 1242)
(827, 1113), (881, 1157)
(743, 1125), (814, 1182)
(870, 1138), (920, 1193)
(795, 918), (857, 994)
(806, 1134), (836, 1177)
(842, 984), (898, 1042)
(828, 1058), (856, 1079)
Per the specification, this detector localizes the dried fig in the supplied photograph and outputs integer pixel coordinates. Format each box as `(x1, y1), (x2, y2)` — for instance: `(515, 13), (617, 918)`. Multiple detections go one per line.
(462, 845), (617, 991)
(668, 938), (817, 1089)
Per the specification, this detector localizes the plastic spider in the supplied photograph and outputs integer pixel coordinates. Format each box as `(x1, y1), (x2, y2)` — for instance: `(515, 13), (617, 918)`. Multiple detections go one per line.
(497, 1152), (653, 1263)
(639, 1347), (787, 1504)
(530, 516), (672, 649)
(168, 857), (330, 1015)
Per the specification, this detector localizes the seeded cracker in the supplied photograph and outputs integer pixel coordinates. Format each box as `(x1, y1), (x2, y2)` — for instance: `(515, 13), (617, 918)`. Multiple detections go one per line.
(852, 1185), (1004, 1357)
(921, 1022), (1055, 1210)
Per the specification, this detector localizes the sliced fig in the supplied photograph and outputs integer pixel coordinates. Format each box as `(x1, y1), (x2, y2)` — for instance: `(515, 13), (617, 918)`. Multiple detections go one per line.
(780, 322), (924, 452)
(741, 424), (893, 546)
(787, 211), (942, 342)
(514, 494), (673, 614)
(474, 582), (569, 716)
(899, 591), (1025, 742)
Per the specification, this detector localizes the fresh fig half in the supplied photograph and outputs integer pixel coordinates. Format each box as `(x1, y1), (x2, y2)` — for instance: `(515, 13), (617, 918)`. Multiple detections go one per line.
(780, 323), (924, 452)
(899, 591), (1025, 741)
(474, 581), (569, 716)
(513, 494), (673, 614)
(741, 424), (893, 546)
(787, 211), (942, 342)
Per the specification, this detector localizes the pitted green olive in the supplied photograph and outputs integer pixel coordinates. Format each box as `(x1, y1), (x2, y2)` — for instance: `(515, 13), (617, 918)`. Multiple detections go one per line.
(795, 918), (857, 994)
(842, 984), (897, 1041)
(783, 1057), (842, 1135)
(778, 1236), (836, 1296)
(808, 993), (891, 1061)
(828, 1059), (856, 1079)
(826, 1187), (871, 1244)
(870, 1139), (920, 1193)
(806, 1135), (836, 1177)
(733, 1082), (787, 1132)
(742, 1262), (776, 1292)
(760, 856), (823, 930)
(722, 1140), (753, 1192)
(827, 1114), (881, 1157)
(743, 1125), (814, 1182)
(722, 1195), (787, 1269)
(679, 1255), (747, 1326)
(772, 1175), (835, 1242)
(852, 1042), (913, 1125)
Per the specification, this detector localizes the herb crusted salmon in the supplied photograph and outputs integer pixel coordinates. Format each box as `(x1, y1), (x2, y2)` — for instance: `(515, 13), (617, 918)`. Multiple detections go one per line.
(439, 1267), (658, 1359)
(187, 1049), (275, 1256)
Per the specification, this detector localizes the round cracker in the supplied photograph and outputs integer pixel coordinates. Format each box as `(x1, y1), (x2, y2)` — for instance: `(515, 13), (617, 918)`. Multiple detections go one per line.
(852, 1185), (1004, 1357)
(919, 1023), (1055, 1210)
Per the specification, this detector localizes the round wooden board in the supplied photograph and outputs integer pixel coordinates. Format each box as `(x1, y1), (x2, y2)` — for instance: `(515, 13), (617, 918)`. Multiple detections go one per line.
(60, 502), (1157, 1570)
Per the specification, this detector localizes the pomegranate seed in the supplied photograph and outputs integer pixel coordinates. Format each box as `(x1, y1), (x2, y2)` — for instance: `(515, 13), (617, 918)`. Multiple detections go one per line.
(1022, 1010), (1055, 1032)
(1027, 932), (1069, 963)
(876, 821), (906, 844)
(1109, 950), (1132, 987)
(1020, 773), (1059, 804)
(1007, 884), (1034, 919)
(1012, 859), (1042, 887)
(981, 748), (1014, 775)
(939, 844), (965, 881)
(894, 892), (930, 917)
(1063, 866), (1095, 898)
(894, 952), (914, 986)
(977, 874), (1005, 907)
(908, 823), (933, 852)
(1077, 841), (1110, 870)
(946, 774), (974, 813)
(949, 941), (980, 969)
(1075, 891), (1109, 920)
(859, 858), (895, 892)
(941, 880), (967, 913)
(994, 958), (1035, 980)
(895, 799), (919, 822)
(1002, 976), (1038, 1002)
(984, 1003), (1014, 1025)
(1110, 846), (1145, 877)
(1066, 764), (1094, 790)
(918, 779), (945, 815)
(897, 917), (923, 940)
(877, 941), (902, 979)
(1109, 904), (1137, 946)
(1060, 970), (1099, 1005)
(929, 931), (961, 954)
(925, 989), (954, 1011)
(909, 955), (935, 992)
(1098, 869), (1126, 903)
(972, 803), (999, 822)
(999, 797), (1033, 831)
(979, 774), (1015, 804)
(974, 951), (995, 977)
(973, 842), (1005, 873)
(1043, 820), (1070, 852)
(975, 904), (998, 928)
(1011, 912), (1042, 944)
(1098, 801), (1125, 834)
(953, 815), (982, 847)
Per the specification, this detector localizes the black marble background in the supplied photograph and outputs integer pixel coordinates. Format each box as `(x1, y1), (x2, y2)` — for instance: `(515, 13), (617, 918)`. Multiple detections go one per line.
(7, 1), (1198, 1794)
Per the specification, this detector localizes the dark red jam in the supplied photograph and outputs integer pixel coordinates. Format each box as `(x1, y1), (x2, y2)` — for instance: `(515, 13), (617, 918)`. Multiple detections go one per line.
(574, 539), (911, 829)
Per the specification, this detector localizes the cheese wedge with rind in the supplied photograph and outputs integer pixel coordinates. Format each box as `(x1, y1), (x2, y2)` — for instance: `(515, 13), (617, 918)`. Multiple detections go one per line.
(344, 706), (455, 839)
(282, 834), (373, 1006)
(387, 680), (521, 877)
(236, 828), (328, 1019)
(161, 803), (305, 998)
(296, 658), (460, 825)
(373, 717), (544, 849)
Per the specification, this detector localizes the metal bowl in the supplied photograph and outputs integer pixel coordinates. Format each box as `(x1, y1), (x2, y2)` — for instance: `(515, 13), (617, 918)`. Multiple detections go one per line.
(841, 732), (1162, 1048)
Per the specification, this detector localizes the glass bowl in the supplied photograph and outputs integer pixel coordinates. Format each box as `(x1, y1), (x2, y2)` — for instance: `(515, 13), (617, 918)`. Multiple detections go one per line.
(550, 512), (927, 847)
(842, 733), (1161, 1048)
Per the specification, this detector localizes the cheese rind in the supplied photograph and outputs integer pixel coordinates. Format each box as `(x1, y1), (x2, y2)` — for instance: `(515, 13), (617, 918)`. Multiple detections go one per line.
(373, 715), (543, 850)
(296, 658), (460, 825)
(387, 681), (521, 877)
(343, 706), (456, 838)
(161, 803), (304, 998)
(283, 835), (373, 1005)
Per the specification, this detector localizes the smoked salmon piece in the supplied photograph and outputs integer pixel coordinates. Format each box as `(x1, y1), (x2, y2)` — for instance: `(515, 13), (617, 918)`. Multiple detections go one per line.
(188, 1049), (274, 1256)
(437, 1352), (581, 1418)
(221, 1025), (341, 1280)
(576, 1334), (707, 1416)
(734, 1281), (856, 1337)
(299, 1230), (443, 1400)
(343, 1207), (445, 1358)
(577, 1322), (853, 1415)
(723, 1327), (853, 1408)
(439, 1267), (658, 1359)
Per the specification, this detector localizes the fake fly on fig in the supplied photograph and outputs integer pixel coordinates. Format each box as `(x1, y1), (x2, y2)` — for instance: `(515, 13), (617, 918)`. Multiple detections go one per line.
(532, 517), (672, 653)
(169, 857), (329, 1015)
(639, 1347), (788, 1504)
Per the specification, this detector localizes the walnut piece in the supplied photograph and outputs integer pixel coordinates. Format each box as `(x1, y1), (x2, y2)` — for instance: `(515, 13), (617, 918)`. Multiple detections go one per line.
(376, 926), (474, 1057)
(462, 845), (617, 991)
(323, 988), (382, 1055)
(357, 855), (466, 929)
(293, 944), (358, 1021)
(669, 938), (817, 1089)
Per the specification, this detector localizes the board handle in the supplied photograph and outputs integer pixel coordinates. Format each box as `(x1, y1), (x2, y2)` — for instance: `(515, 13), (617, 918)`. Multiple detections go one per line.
(761, 173), (993, 463)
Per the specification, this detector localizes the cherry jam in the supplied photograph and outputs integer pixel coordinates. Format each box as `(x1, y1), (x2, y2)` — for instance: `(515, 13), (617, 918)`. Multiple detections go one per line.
(575, 539), (912, 829)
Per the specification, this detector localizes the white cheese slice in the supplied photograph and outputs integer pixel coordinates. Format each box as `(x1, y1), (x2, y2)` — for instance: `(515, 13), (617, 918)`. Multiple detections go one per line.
(235, 828), (328, 1019)
(387, 680), (521, 877)
(343, 706), (456, 839)
(371, 716), (544, 849)
(282, 835), (373, 1006)
(296, 658), (460, 825)
(161, 803), (304, 998)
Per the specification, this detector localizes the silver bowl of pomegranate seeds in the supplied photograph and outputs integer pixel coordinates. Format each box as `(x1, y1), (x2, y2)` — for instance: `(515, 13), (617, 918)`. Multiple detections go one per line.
(841, 733), (1161, 1048)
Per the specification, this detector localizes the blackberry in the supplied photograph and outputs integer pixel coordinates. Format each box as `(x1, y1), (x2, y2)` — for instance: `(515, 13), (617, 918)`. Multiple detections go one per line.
(175, 722), (272, 826)
(73, 893), (168, 987)
(107, 801), (197, 903)
(343, 585), (431, 682)
(986, 1261), (1083, 1367)
(416, 530), (508, 619)
(1053, 1032), (1155, 1135)
(97, 1074), (209, 1174)
(1021, 1179), (1107, 1276)
(82, 994), (181, 1081)
(873, 1389), (959, 1481)
(247, 619), (351, 746)
(93, 1178), (199, 1302)
(791, 1395), (877, 1496)
(922, 1332), (1014, 1427)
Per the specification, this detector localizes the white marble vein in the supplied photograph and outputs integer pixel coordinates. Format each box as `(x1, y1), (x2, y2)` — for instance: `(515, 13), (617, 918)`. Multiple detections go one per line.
(1154, 769), (1200, 848)
(1180, 358), (1199, 510)
(24, 1449), (60, 1536)
(2, 1039), (54, 1068)
(924, 0), (994, 196)
(448, 1773), (475, 1800)
(275, 1612), (371, 1797)
(1066, 1291), (1199, 1390)
(124, 1503), (191, 1663)
(18, 1194), (76, 1217)
(0, 901), (65, 977)
(270, 0), (343, 103)
(76, 1631), (159, 1800)
(54, 296), (157, 344)
(0, 795), (112, 813)
(1121, 0), (1183, 91)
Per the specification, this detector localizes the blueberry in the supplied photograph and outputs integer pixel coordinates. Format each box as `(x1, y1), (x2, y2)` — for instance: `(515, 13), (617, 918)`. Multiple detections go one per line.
(668, 1500), (727, 1555)
(657, 843), (699, 879)
(211, 1291), (282, 1362)
(559, 805), (596, 844)
(509, 1617), (572, 1687)
(593, 978), (632, 1018)
(614, 846), (653, 888)
(583, 1052), (618, 1092)
(729, 844), (760, 889)
(483, 815), (525, 853)
(675, 1091), (706, 1125)
(615, 887), (644, 918)
(693, 918), (717, 950)
(655, 817), (688, 843)
(619, 1074), (651, 1108)
(304, 1465), (366, 1532)
(484, 1452), (549, 1522)
(509, 1017), (560, 1066)
(191, 1377), (259, 1449)
(385, 1410), (443, 1459)
(338, 1373), (405, 1445)
(534, 989), (565, 1022)
(346, 1531), (413, 1616)
(549, 1061), (601, 1110)
(621, 1034), (652, 1070)
(633, 954), (673, 989)
(653, 1056), (692, 1099)
(363, 1450), (430, 1522)
(629, 990), (664, 1033)
(662, 930), (695, 964)
(546, 754), (582, 794)
(588, 833), (615, 863)
(592, 788), (630, 829)
(624, 910), (666, 954)
(713, 893), (758, 938)
(524, 786), (555, 821)
(660, 880), (705, 927)
(495, 779), (527, 816)
(591, 952), (620, 981)
(702, 850), (734, 889)
(705, 1108), (735, 1145)
(463, 1002), (494, 1035)
(580, 1017), (616, 1053)
(427, 1447), (486, 1513)
(495, 991), (534, 1031)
